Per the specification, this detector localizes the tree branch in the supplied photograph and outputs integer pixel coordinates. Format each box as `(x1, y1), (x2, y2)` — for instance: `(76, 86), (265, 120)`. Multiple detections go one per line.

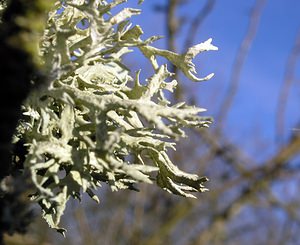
(216, 0), (267, 128)
(275, 28), (300, 141)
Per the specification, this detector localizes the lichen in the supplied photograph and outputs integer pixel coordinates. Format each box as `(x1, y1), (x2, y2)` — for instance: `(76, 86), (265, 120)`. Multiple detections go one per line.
(13, 0), (217, 234)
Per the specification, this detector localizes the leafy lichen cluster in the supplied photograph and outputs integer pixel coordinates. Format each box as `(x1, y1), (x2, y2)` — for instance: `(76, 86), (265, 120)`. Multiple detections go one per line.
(13, 0), (217, 234)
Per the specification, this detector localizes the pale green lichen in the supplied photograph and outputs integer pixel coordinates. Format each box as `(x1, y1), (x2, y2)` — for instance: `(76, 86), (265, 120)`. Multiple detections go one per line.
(0, 0), (6, 22)
(14, 0), (217, 234)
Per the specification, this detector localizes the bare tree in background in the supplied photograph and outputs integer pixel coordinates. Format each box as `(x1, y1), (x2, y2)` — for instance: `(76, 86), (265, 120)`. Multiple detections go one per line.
(5, 1), (300, 245)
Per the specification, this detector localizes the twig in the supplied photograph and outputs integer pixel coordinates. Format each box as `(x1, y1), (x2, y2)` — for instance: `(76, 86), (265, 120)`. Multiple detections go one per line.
(275, 28), (300, 141)
(183, 0), (216, 51)
(216, 0), (267, 128)
(166, 0), (183, 101)
(166, 0), (178, 54)
(190, 134), (300, 244)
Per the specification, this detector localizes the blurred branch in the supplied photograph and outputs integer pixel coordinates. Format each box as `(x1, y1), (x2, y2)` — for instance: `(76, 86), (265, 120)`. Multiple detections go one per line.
(216, 0), (267, 128)
(104, 206), (127, 245)
(275, 28), (300, 141)
(166, 0), (216, 101)
(226, 223), (259, 244)
(267, 190), (300, 224)
(152, 2), (300, 243)
(278, 218), (297, 245)
(219, 133), (300, 194)
(166, 0), (182, 100)
(183, 0), (216, 51)
(261, 134), (300, 172)
(190, 134), (300, 244)
(199, 129), (254, 173)
(166, 0), (179, 53)
(3, 235), (39, 245)
(74, 206), (95, 245)
(143, 200), (194, 245)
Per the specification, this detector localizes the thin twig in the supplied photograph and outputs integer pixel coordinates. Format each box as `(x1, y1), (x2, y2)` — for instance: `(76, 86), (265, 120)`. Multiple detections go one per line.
(166, 0), (178, 54)
(190, 134), (300, 244)
(183, 0), (216, 51)
(275, 28), (300, 141)
(74, 206), (95, 245)
(216, 0), (267, 128)
(166, 0), (182, 101)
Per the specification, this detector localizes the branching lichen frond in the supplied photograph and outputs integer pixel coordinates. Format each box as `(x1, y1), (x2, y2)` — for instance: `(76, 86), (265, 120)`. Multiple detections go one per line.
(14, 0), (217, 234)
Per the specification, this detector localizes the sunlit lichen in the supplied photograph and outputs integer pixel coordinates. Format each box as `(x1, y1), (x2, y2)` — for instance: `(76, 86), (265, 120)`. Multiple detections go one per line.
(14, 0), (217, 234)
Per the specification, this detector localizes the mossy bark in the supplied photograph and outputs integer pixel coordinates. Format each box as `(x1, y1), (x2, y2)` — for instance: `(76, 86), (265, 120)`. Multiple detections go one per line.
(0, 1), (51, 243)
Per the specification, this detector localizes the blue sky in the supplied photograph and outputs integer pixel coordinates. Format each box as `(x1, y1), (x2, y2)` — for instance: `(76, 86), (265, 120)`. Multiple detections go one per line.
(44, 2), (300, 242)
(121, 0), (300, 159)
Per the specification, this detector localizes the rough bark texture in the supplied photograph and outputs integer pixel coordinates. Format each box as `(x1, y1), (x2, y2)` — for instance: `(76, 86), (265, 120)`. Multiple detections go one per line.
(0, 1), (47, 243)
